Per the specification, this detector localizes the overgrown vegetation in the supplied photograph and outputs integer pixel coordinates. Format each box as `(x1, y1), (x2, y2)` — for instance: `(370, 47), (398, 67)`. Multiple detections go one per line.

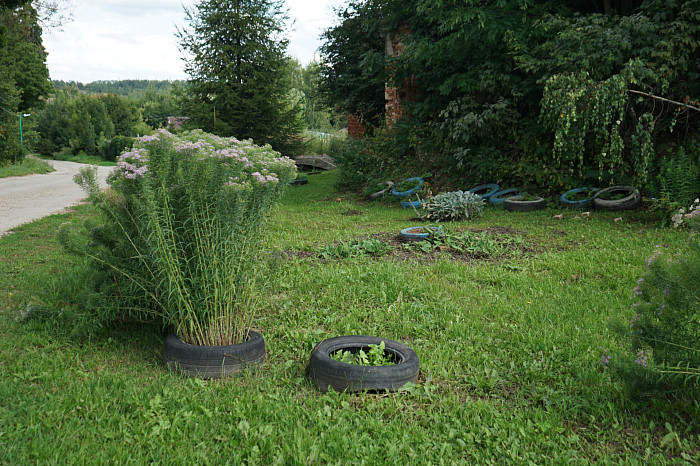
(320, 0), (700, 204)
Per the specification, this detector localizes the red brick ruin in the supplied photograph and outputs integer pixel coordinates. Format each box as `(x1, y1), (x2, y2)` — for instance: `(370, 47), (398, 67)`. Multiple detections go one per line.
(347, 22), (413, 139)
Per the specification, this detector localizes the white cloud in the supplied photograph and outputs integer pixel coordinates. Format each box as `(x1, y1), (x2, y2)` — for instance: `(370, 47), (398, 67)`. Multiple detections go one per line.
(43, 0), (346, 83)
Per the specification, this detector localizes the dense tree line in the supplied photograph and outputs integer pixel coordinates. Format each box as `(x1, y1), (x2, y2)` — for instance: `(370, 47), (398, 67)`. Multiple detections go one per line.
(34, 88), (177, 160)
(0, 0), (51, 165)
(321, 0), (699, 208)
(52, 79), (184, 98)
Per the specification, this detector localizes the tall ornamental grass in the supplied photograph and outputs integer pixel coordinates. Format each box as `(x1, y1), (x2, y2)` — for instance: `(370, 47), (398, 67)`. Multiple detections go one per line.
(71, 129), (296, 345)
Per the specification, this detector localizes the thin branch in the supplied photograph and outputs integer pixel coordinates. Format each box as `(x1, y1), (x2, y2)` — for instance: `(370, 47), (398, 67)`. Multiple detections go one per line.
(629, 89), (700, 113)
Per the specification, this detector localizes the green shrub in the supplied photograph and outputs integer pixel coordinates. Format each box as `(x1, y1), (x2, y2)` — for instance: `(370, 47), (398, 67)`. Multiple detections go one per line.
(422, 190), (485, 221)
(62, 129), (297, 345)
(100, 135), (134, 162)
(609, 211), (700, 399)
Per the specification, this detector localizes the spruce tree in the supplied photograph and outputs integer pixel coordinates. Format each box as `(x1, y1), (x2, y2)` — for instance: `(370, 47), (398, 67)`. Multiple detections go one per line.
(177, 0), (303, 156)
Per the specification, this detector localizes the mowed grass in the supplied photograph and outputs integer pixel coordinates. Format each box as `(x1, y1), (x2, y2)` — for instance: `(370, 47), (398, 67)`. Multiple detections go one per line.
(0, 170), (697, 464)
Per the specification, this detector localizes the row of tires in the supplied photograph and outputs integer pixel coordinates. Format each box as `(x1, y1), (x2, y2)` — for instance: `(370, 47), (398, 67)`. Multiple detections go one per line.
(164, 332), (420, 393)
(468, 184), (641, 212)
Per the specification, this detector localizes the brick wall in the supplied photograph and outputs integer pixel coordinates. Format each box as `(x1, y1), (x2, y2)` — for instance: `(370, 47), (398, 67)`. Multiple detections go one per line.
(347, 113), (367, 140)
(385, 22), (414, 130)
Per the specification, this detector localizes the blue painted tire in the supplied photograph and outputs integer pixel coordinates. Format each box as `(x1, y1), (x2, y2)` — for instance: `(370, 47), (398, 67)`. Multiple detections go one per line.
(468, 183), (500, 200)
(290, 178), (308, 186)
(400, 200), (421, 208)
(399, 226), (441, 241)
(560, 187), (598, 207)
(490, 188), (521, 206)
(391, 177), (424, 198)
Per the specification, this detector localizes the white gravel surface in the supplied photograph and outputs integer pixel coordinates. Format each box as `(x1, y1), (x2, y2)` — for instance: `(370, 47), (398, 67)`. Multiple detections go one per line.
(0, 160), (112, 237)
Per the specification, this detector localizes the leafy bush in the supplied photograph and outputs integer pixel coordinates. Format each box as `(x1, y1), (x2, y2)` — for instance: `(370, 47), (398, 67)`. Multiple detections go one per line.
(422, 190), (485, 221)
(609, 211), (700, 399)
(100, 135), (134, 162)
(61, 129), (297, 345)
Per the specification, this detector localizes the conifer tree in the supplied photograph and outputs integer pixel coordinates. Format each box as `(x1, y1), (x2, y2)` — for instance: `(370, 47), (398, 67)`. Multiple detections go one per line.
(177, 0), (303, 155)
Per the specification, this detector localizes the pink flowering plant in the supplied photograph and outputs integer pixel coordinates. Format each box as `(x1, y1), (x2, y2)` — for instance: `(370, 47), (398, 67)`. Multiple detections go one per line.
(70, 129), (296, 345)
(607, 234), (700, 399)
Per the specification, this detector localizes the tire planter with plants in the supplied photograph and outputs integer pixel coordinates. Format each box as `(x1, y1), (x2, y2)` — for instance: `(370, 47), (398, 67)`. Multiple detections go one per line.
(503, 195), (547, 212)
(164, 330), (266, 379)
(467, 183), (500, 200)
(489, 188), (521, 206)
(400, 200), (421, 208)
(592, 186), (641, 211)
(560, 187), (598, 208)
(399, 226), (441, 241)
(307, 335), (420, 393)
(391, 177), (424, 198)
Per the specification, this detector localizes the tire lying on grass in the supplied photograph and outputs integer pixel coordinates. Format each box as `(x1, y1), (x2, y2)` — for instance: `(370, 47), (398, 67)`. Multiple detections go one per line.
(399, 226), (441, 241)
(164, 331), (266, 379)
(391, 177), (424, 198)
(400, 200), (421, 208)
(503, 195), (547, 212)
(308, 335), (420, 393)
(560, 187), (598, 208)
(489, 188), (521, 206)
(592, 186), (641, 211)
(467, 183), (499, 200)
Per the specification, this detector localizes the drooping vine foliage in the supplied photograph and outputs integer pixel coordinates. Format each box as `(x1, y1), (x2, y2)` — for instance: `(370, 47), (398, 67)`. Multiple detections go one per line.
(539, 60), (657, 187)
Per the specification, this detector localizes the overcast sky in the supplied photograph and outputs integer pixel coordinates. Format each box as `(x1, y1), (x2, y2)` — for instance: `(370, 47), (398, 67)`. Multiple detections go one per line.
(42, 0), (347, 83)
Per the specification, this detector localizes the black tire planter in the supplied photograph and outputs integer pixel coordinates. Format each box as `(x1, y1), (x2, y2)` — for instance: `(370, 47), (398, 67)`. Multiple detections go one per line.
(391, 177), (424, 198)
(164, 330), (265, 379)
(289, 179), (308, 186)
(308, 335), (420, 393)
(560, 187), (598, 208)
(399, 226), (441, 241)
(468, 183), (500, 200)
(489, 188), (521, 206)
(592, 186), (641, 211)
(503, 195), (547, 212)
(400, 200), (421, 208)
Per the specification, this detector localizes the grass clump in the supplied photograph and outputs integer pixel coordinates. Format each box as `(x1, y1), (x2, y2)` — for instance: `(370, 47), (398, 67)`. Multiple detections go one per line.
(0, 156), (53, 178)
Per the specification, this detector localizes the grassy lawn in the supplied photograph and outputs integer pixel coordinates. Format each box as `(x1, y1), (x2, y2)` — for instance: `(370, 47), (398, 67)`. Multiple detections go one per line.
(0, 170), (697, 463)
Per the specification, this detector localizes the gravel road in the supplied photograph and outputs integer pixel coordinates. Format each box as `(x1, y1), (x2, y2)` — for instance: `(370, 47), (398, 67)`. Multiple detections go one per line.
(0, 160), (112, 237)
